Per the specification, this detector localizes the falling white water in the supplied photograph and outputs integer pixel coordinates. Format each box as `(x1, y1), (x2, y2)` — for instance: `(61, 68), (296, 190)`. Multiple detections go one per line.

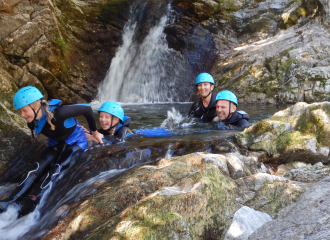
(96, 4), (190, 103)
(0, 168), (126, 240)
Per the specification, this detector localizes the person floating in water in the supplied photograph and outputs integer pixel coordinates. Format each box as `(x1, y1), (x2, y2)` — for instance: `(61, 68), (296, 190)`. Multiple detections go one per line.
(188, 73), (217, 122)
(214, 90), (250, 128)
(0, 86), (103, 213)
(84, 101), (131, 144)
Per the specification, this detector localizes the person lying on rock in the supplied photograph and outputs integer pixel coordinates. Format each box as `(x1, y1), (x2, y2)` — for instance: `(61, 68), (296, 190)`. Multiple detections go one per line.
(213, 90), (250, 128)
(0, 86), (103, 213)
(188, 73), (217, 122)
(83, 101), (131, 144)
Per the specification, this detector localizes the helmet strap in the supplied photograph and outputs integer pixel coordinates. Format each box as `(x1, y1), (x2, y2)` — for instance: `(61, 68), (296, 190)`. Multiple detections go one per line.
(202, 91), (212, 99)
(29, 103), (42, 122)
(28, 103), (42, 138)
(223, 102), (233, 122)
(105, 115), (119, 134)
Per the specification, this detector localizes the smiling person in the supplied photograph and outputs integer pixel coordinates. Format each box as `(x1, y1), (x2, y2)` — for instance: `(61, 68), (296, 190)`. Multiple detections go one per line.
(84, 101), (131, 144)
(214, 90), (250, 128)
(188, 73), (217, 122)
(0, 86), (103, 212)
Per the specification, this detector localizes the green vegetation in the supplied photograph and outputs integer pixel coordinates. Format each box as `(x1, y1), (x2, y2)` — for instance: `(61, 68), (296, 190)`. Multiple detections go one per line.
(55, 0), (62, 8)
(52, 38), (71, 55)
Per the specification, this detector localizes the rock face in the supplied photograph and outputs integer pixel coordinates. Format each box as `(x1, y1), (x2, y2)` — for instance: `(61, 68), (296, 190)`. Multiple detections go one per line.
(0, 0), (130, 160)
(249, 175), (330, 240)
(210, 0), (330, 104)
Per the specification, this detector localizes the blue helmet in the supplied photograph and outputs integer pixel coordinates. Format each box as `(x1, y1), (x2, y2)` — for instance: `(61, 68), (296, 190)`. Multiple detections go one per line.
(98, 101), (124, 122)
(13, 86), (44, 110)
(195, 73), (215, 86)
(215, 90), (238, 106)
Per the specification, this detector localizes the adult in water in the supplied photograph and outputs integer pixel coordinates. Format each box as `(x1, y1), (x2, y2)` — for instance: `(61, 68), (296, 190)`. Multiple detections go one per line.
(0, 86), (103, 212)
(214, 90), (250, 128)
(84, 101), (131, 144)
(188, 72), (217, 122)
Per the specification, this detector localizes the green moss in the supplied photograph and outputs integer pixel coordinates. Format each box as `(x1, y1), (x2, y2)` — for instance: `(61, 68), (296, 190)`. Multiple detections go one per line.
(246, 181), (304, 217)
(248, 120), (273, 137)
(52, 38), (71, 56)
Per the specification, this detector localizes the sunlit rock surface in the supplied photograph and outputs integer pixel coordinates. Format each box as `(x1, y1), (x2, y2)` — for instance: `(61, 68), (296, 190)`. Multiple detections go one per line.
(235, 102), (330, 164)
(224, 206), (272, 240)
(249, 175), (330, 240)
(212, 0), (330, 104)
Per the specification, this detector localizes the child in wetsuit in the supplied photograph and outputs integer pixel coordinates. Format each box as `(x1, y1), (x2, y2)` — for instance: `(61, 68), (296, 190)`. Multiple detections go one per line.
(84, 101), (131, 144)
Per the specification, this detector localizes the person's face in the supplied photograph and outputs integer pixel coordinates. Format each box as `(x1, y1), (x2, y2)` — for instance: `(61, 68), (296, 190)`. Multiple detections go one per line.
(216, 100), (236, 121)
(18, 103), (38, 123)
(197, 82), (214, 98)
(99, 112), (119, 130)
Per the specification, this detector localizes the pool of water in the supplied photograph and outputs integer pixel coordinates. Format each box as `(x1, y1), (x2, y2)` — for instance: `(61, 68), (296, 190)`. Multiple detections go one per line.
(81, 102), (292, 142)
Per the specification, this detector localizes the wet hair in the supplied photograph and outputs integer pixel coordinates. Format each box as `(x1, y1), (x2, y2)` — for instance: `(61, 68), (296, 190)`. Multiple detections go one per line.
(31, 100), (55, 130)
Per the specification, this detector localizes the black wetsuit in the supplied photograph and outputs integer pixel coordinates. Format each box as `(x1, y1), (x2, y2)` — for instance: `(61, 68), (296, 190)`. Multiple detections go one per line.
(97, 116), (131, 144)
(188, 93), (217, 122)
(224, 111), (250, 128)
(29, 102), (97, 148)
(0, 100), (98, 212)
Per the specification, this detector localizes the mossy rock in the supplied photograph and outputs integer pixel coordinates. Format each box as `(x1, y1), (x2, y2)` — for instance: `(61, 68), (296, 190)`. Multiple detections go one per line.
(235, 102), (330, 164)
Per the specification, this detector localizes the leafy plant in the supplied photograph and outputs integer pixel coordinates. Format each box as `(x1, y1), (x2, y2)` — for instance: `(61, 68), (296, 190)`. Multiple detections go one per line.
(52, 38), (71, 55)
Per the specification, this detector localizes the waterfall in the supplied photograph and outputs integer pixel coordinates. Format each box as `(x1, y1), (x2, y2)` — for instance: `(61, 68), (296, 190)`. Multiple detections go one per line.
(96, 3), (192, 103)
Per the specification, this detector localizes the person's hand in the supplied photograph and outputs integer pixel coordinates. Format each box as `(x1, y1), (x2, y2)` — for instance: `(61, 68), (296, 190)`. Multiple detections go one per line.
(82, 126), (91, 134)
(91, 130), (104, 144)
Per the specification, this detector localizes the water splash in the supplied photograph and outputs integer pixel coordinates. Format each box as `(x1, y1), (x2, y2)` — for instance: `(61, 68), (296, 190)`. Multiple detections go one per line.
(96, 4), (192, 103)
(160, 107), (184, 129)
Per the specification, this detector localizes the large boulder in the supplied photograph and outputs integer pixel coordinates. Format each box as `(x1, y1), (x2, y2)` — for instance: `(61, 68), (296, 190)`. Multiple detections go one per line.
(40, 147), (305, 239)
(235, 102), (330, 164)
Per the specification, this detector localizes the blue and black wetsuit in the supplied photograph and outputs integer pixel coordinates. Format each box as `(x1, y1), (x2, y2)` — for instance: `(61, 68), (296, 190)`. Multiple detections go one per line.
(98, 116), (131, 143)
(188, 93), (217, 123)
(0, 100), (98, 211)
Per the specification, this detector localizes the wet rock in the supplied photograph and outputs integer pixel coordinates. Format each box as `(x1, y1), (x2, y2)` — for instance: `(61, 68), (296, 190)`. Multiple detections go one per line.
(225, 206), (272, 240)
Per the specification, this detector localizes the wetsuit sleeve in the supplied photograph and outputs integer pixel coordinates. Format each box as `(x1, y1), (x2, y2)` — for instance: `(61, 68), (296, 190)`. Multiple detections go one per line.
(54, 104), (98, 131)
(234, 119), (250, 128)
